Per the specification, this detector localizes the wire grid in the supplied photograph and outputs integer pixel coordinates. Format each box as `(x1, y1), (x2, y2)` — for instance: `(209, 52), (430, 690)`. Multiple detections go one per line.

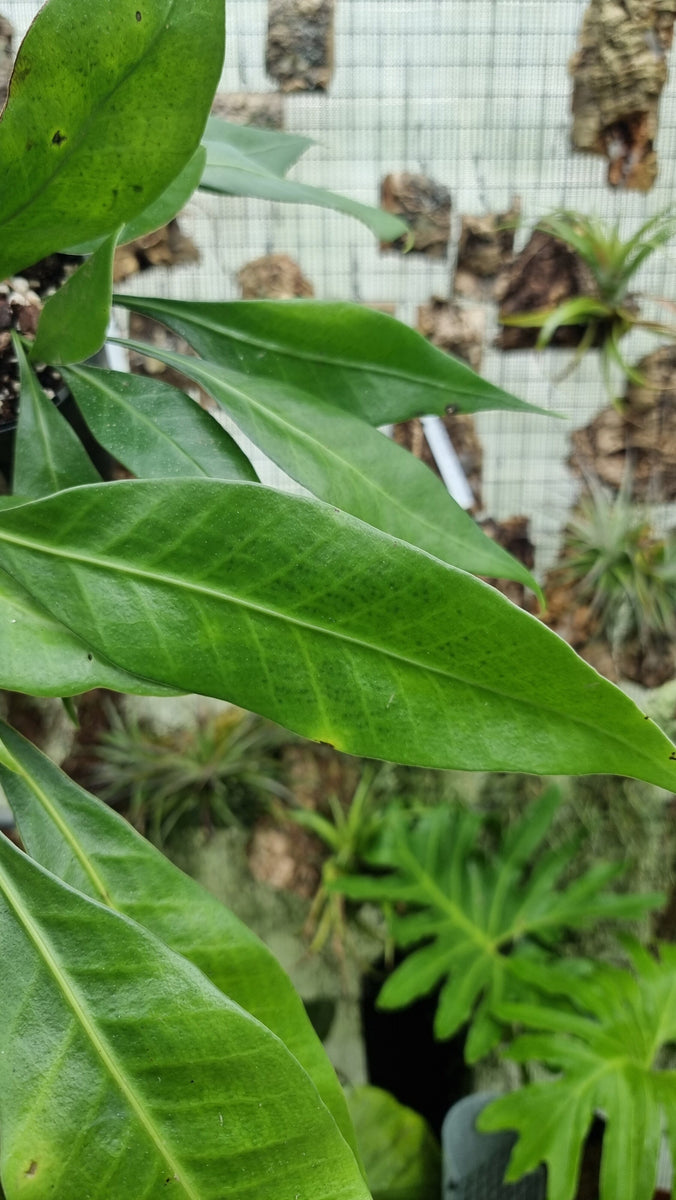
(6, 0), (676, 572)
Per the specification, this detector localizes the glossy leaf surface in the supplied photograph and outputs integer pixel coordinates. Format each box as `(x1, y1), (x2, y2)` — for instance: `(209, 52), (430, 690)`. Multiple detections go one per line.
(0, 0), (224, 279)
(12, 338), (100, 497)
(116, 297), (549, 423)
(0, 564), (178, 697)
(62, 366), (258, 482)
(31, 233), (118, 365)
(0, 833), (368, 1200)
(119, 338), (536, 587)
(479, 942), (676, 1200)
(200, 118), (406, 242)
(334, 794), (660, 1058)
(0, 479), (675, 787)
(66, 146), (206, 256)
(0, 720), (357, 1157)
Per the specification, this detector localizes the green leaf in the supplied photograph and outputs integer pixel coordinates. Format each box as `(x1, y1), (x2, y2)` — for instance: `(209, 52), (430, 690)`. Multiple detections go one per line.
(0, 563), (179, 697)
(31, 233), (119, 365)
(201, 117), (406, 242)
(0, 719), (358, 1160)
(61, 366), (258, 482)
(0, 832), (368, 1200)
(334, 802), (661, 1053)
(204, 118), (313, 176)
(12, 336), (100, 497)
(0, 480), (674, 789)
(0, 0), (224, 279)
(479, 945), (676, 1200)
(65, 146), (207, 256)
(115, 297), (551, 423)
(346, 1086), (440, 1200)
(118, 338), (537, 587)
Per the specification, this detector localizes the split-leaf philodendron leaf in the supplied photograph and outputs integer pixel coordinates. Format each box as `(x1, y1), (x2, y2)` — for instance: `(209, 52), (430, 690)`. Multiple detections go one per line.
(334, 793), (661, 1061)
(0, 479), (676, 787)
(0, 831), (369, 1200)
(0, 720), (358, 1159)
(116, 296), (552, 422)
(479, 942), (676, 1200)
(0, 0), (224, 279)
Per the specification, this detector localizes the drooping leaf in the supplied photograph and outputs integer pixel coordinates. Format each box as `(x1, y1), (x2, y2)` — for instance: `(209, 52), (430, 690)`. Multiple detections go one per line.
(12, 336), (100, 497)
(200, 117), (406, 242)
(334, 797), (662, 1057)
(0, 479), (675, 788)
(65, 146), (206, 256)
(0, 720), (358, 1158)
(0, 0), (224, 279)
(61, 365), (258, 482)
(115, 296), (551, 423)
(0, 563), (178, 697)
(117, 338), (537, 588)
(346, 1086), (440, 1200)
(0, 831), (368, 1200)
(31, 233), (119, 365)
(479, 942), (676, 1200)
(204, 119), (313, 176)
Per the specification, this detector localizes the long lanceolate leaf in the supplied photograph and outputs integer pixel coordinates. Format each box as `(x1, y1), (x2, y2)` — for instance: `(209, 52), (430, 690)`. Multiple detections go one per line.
(0, 0), (224, 280)
(115, 297), (551, 422)
(12, 338), (100, 498)
(334, 798), (661, 1060)
(479, 943), (676, 1200)
(0, 833), (369, 1200)
(61, 366), (258, 483)
(117, 338), (538, 589)
(0, 480), (675, 789)
(200, 117), (407, 243)
(0, 721), (358, 1160)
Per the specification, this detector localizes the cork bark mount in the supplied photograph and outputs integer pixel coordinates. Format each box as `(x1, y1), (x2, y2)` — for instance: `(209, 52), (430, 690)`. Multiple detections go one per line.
(570, 0), (676, 190)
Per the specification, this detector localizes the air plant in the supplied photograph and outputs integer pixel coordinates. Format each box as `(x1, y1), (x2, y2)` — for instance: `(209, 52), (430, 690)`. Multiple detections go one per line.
(560, 480), (676, 651)
(500, 209), (676, 393)
(92, 704), (290, 845)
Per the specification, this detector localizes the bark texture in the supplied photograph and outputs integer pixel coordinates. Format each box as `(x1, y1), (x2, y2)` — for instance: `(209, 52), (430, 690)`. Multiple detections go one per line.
(380, 173), (451, 257)
(570, 0), (676, 189)
(266, 0), (334, 93)
(237, 253), (314, 299)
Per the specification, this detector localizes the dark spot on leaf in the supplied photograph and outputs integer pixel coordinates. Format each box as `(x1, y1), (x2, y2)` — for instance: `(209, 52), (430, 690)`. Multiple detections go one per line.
(25, 1162), (38, 1177)
(87, 653), (93, 661)
(670, 751), (676, 761)
(52, 130), (66, 146)
(132, 184), (143, 193)
(136, 9), (142, 19)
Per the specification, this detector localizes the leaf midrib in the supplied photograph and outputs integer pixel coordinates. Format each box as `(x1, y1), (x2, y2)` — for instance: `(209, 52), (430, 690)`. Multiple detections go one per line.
(65, 366), (216, 477)
(0, 854), (200, 1200)
(114, 299), (459, 398)
(1, 0), (179, 231)
(0, 513), (659, 768)
(122, 341), (497, 569)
